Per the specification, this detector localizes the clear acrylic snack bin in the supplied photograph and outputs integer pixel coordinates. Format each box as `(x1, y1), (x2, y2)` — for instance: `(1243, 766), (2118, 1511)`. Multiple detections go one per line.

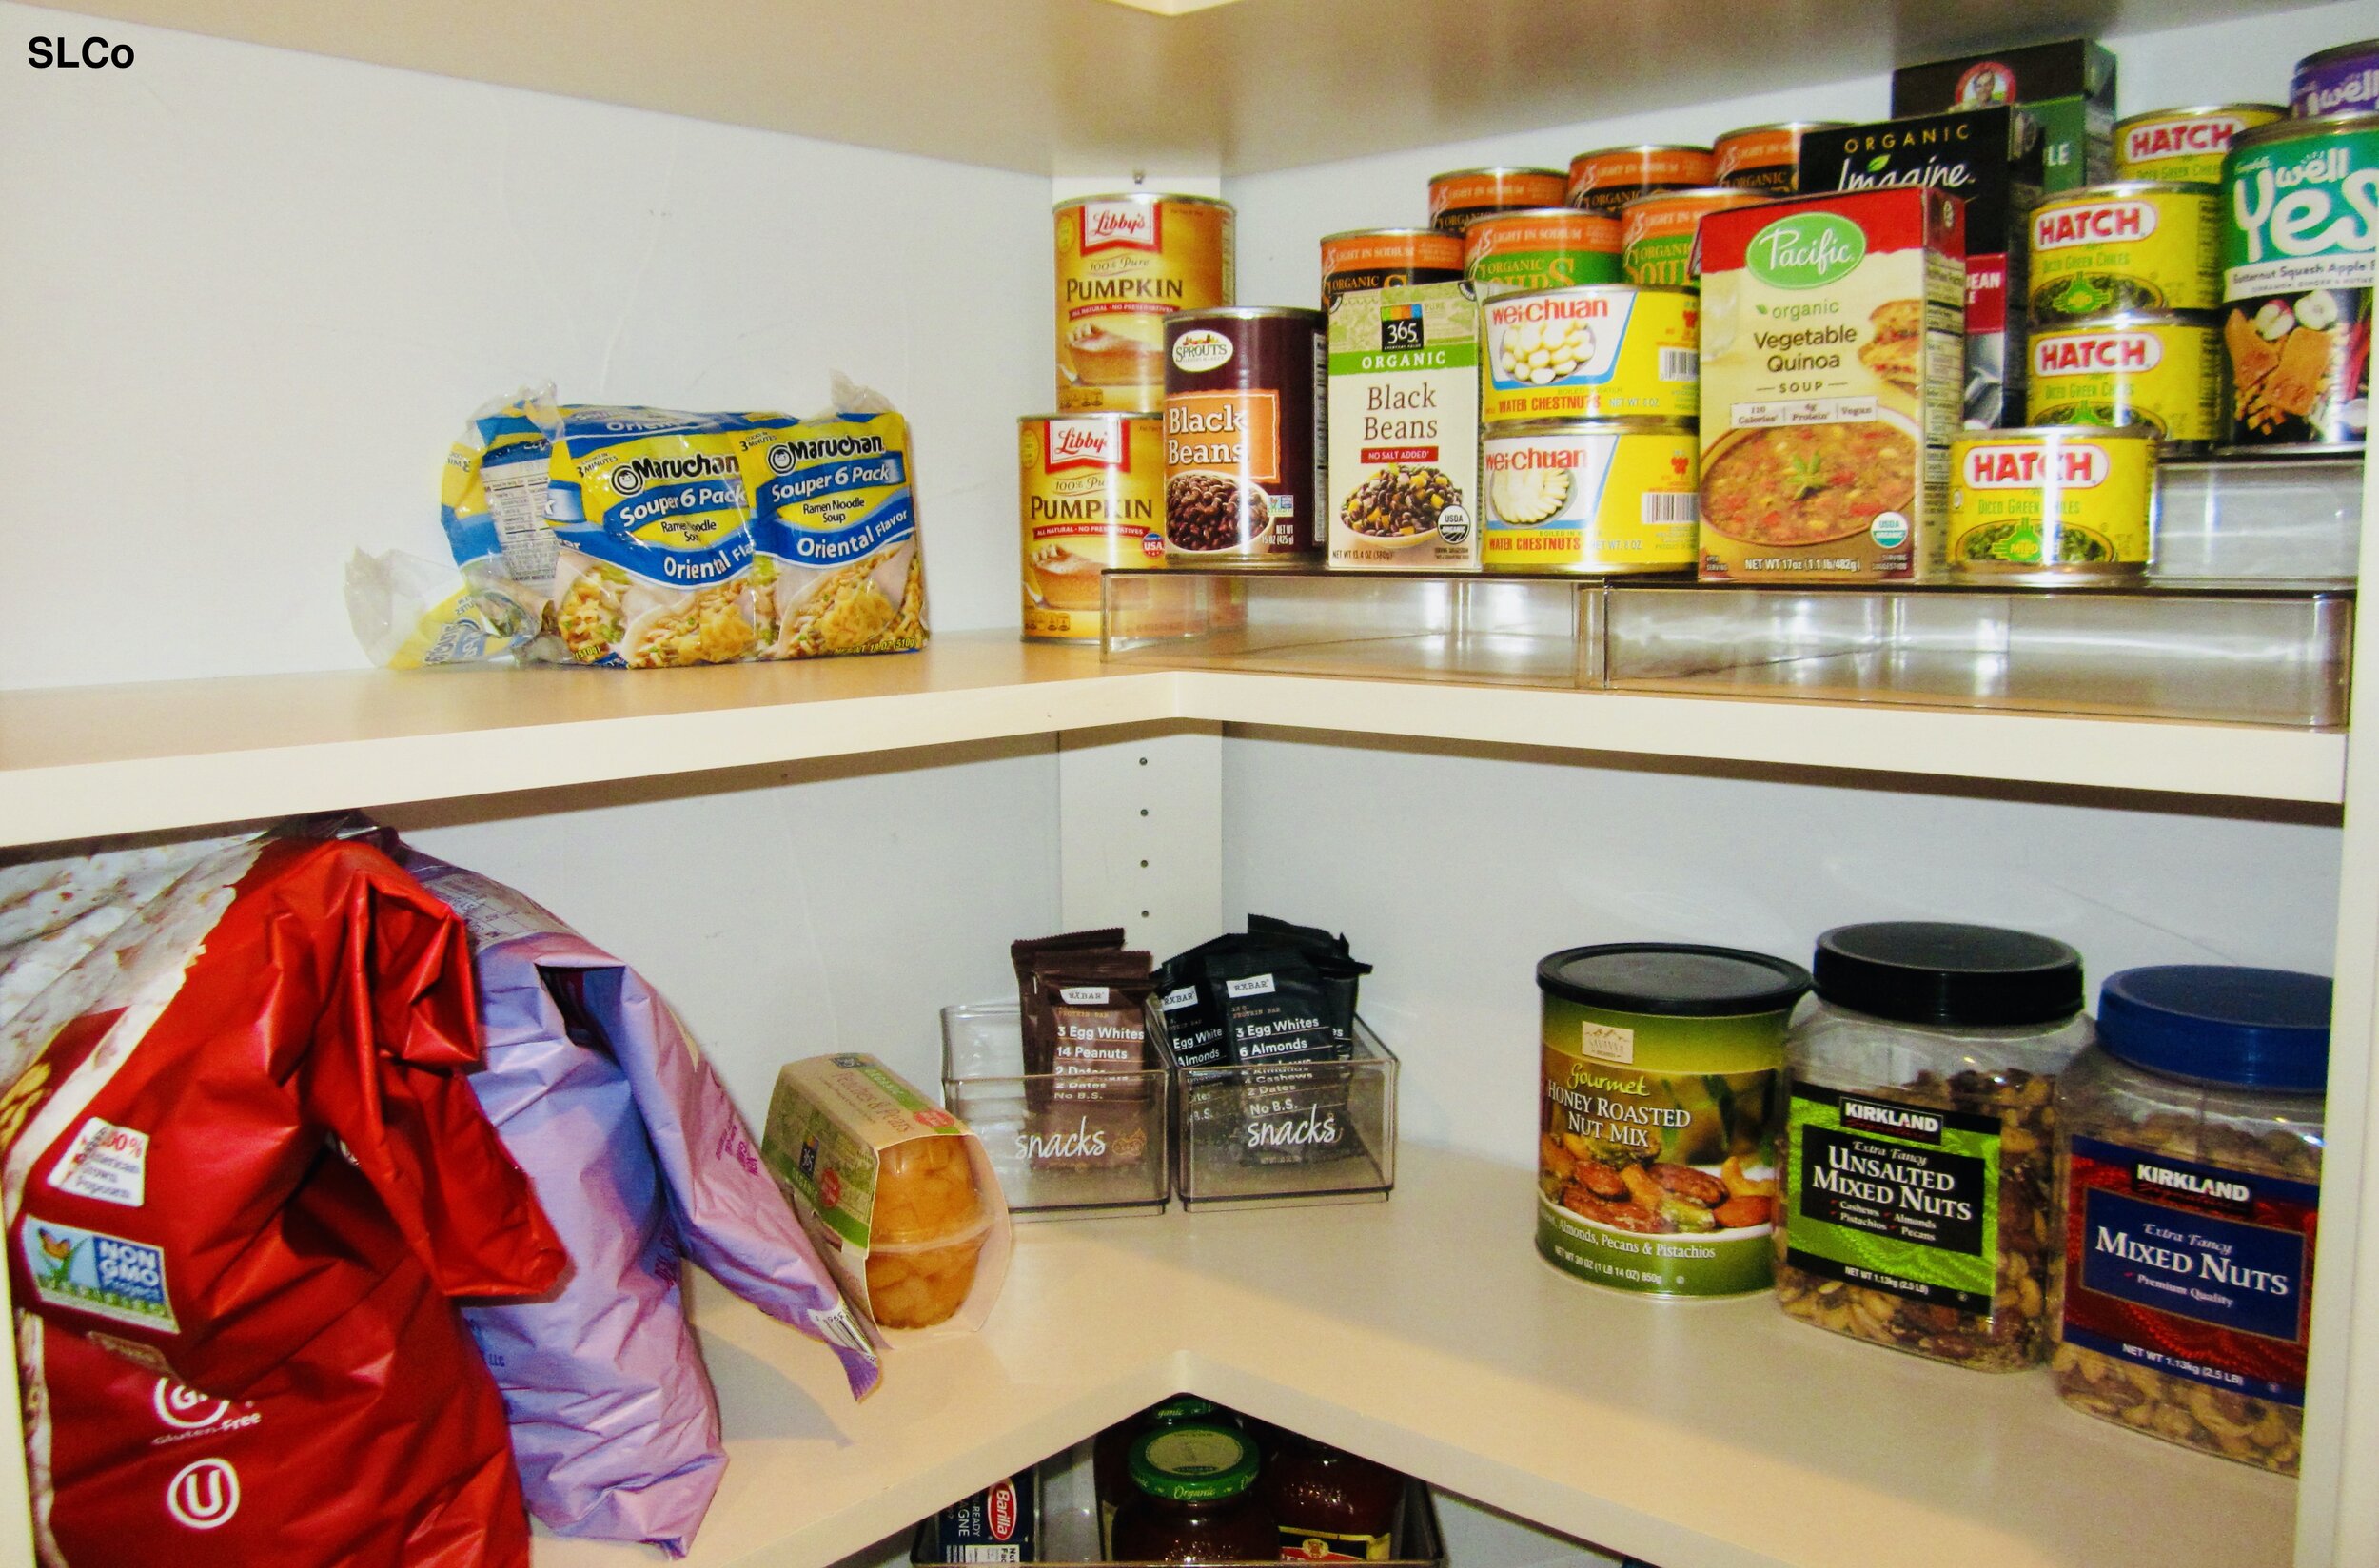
(940, 1002), (1171, 1220)
(1146, 999), (1400, 1210)
(910, 1442), (1446, 1568)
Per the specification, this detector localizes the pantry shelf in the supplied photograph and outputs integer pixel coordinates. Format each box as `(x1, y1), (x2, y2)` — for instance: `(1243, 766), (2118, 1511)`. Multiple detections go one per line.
(0, 632), (2346, 848)
(532, 1144), (2294, 1568)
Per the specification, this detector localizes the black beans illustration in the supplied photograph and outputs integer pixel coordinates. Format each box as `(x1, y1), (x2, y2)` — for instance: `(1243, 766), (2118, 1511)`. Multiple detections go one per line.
(1166, 470), (1267, 552)
(1341, 464), (1459, 537)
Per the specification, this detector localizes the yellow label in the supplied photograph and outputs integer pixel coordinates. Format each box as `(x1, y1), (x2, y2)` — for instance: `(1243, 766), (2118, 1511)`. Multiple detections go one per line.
(1020, 416), (1164, 640)
(2030, 188), (2221, 321)
(1482, 286), (1700, 422)
(1948, 434), (2155, 573)
(2114, 108), (2283, 185)
(2027, 320), (2221, 445)
(1055, 197), (1234, 412)
(1482, 425), (1700, 572)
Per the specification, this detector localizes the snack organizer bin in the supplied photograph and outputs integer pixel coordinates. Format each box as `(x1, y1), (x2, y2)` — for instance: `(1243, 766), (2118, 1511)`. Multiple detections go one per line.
(910, 1451), (1446, 1568)
(939, 1003), (1400, 1217)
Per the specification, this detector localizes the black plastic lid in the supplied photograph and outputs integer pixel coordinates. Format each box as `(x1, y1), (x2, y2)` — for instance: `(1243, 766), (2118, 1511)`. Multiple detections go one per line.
(2097, 966), (2332, 1092)
(1537, 943), (1811, 1017)
(1812, 922), (2083, 1027)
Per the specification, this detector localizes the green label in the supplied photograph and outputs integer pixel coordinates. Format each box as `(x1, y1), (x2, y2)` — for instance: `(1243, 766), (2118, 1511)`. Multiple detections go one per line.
(1473, 249), (1624, 297)
(2223, 125), (2379, 295)
(1537, 1196), (1777, 1295)
(1622, 233), (1695, 288)
(1782, 1081), (2001, 1314)
(1746, 212), (1866, 289)
(760, 1090), (876, 1248)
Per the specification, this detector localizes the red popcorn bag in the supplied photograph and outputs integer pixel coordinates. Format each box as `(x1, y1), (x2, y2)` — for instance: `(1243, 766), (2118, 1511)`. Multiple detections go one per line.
(0, 830), (565, 1564)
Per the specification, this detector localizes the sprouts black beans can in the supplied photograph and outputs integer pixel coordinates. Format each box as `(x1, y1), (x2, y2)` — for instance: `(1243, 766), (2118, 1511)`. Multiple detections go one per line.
(1162, 307), (1327, 563)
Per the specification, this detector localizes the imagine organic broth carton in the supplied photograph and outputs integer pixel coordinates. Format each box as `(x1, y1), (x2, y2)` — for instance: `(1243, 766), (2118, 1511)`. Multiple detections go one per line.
(1697, 186), (1967, 581)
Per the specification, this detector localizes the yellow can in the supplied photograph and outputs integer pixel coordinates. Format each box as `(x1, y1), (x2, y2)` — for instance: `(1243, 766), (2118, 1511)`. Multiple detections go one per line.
(1482, 419), (1700, 572)
(2114, 104), (2285, 185)
(1948, 427), (2157, 583)
(1481, 284), (1700, 424)
(2030, 181), (2220, 323)
(1054, 194), (1235, 412)
(2026, 311), (2223, 452)
(1019, 414), (1164, 641)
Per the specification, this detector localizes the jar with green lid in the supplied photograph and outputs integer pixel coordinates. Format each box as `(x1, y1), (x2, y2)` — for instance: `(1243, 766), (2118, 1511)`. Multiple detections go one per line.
(1536, 943), (1811, 1298)
(1111, 1422), (1275, 1564)
(1774, 922), (2089, 1371)
(1095, 1397), (1230, 1554)
(2051, 965), (2328, 1473)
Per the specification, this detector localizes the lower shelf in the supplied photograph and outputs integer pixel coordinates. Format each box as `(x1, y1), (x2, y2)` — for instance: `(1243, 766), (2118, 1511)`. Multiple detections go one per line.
(529, 1146), (2296, 1568)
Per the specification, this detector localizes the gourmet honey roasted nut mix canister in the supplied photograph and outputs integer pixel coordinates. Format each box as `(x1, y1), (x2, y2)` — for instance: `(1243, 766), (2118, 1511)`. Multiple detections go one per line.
(1697, 186), (1968, 581)
(1327, 281), (1484, 571)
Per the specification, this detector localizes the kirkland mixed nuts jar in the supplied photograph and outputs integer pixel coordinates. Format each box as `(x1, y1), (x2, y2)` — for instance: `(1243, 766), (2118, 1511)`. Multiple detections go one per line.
(2052, 966), (2330, 1474)
(1776, 923), (2090, 1372)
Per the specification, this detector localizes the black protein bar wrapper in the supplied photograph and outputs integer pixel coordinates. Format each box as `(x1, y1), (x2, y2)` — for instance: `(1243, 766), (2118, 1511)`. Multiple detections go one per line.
(1247, 914), (1371, 1044)
(1204, 946), (1357, 1166)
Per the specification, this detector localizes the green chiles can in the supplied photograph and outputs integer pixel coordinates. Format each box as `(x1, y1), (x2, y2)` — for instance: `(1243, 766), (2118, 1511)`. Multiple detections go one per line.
(1536, 944), (1811, 1297)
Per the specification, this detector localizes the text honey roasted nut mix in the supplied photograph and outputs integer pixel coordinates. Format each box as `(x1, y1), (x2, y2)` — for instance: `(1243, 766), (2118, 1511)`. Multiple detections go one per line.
(1697, 186), (1967, 581)
(1327, 281), (1484, 571)
(1055, 193), (1235, 413)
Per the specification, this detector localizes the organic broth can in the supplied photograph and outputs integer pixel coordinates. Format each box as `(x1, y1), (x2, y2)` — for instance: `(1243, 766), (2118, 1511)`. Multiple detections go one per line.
(2220, 113), (2379, 451)
(1464, 208), (1623, 300)
(2026, 311), (2222, 450)
(1320, 227), (1466, 311)
(1714, 122), (1847, 194)
(1018, 414), (1164, 642)
(1429, 167), (1568, 234)
(1537, 944), (1811, 1298)
(1568, 144), (1717, 218)
(2114, 105), (2285, 184)
(1620, 187), (1769, 287)
(1481, 419), (1699, 573)
(2029, 181), (2222, 322)
(1481, 284), (1699, 424)
(1054, 193), (1235, 413)
(1947, 426), (2156, 582)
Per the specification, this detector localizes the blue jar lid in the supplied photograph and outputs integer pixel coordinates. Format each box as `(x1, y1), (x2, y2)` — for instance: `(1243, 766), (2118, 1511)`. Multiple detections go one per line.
(2095, 966), (2332, 1092)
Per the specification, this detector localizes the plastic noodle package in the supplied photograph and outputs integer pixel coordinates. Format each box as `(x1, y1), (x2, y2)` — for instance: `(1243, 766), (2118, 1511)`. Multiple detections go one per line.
(0, 827), (565, 1568)
(395, 847), (882, 1556)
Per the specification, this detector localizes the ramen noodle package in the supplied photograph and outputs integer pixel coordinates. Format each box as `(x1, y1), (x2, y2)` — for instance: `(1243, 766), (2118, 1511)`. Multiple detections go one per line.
(1698, 186), (1968, 581)
(749, 389), (929, 660)
(397, 850), (882, 1557)
(0, 829), (565, 1567)
(759, 1055), (1011, 1334)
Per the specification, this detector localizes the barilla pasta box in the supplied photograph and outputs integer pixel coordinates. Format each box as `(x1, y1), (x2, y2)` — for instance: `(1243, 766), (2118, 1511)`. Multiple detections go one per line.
(1327, 281), (1484, 571)
(1799, 108), (2044, 426)
(760, 1053), (1011, 1336)
(1697, 186), (1967, 581)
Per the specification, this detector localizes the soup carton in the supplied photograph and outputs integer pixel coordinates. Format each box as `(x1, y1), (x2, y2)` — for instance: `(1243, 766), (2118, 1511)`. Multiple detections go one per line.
(1696, 186), (1967, 582)
(1326, 280), (1484, 572)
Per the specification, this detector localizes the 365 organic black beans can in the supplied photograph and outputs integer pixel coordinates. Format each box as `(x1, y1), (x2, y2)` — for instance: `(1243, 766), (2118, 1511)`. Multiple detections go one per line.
(1161, 307), (1327, 563)
(2221, 113), (2379, 451)
(2026, 311), (2222, 451)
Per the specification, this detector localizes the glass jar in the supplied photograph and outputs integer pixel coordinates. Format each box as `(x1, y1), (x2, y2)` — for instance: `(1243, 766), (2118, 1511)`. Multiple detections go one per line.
(2052, 965), (2329, 1474)
(1262, 1432), (1403, 1561)
(1094, 1398), (1225, 1555)
(1775, 922), (2090, 1370)
(1111, 1422), (1275, 1564)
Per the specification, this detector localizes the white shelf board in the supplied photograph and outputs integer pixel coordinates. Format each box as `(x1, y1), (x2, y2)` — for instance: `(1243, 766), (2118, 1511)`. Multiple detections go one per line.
(48, 0), (2272, 176)
(533, 1145), (2296, 1568)
(0, 632), (2345, 848)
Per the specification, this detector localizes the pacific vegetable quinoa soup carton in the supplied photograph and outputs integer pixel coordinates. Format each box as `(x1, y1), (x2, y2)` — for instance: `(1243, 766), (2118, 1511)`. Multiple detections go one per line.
(1697, 186), (1968, 581)
(1327, 280), (1484, 570)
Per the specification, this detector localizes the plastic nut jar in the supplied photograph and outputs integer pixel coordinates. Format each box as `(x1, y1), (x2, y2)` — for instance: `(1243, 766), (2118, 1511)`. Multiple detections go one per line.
(2051, 966), (2329, 1473)
(1774, 922), (2090, 1370)
(1111, 1422), (1276, 1564)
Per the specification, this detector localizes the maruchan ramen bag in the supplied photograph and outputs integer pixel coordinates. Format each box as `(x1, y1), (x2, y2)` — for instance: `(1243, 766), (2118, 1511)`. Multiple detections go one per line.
(396, 849), (882, 1556)
(0, 830), (565, 1567)
(748, 389), (929, 660)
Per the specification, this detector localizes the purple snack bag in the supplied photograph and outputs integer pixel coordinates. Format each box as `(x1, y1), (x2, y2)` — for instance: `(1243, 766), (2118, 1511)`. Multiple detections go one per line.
(401, 850), (881, 1557)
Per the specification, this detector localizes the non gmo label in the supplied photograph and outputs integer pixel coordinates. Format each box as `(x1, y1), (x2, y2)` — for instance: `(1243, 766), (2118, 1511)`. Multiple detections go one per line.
(48, 1118), (149, 1207)
(23, 1219), (178, 1332)
(1783, 1083), (2000, 1316)
(2059, 1134), (2315, 1405)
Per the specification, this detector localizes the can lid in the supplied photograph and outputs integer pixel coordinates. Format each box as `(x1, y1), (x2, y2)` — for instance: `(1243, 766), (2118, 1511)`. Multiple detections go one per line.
(1537, 943), (1810, 1017)
(1430, 166), (1566, 184)
(2039, 179), (2218, 200)
(1486, 281), (1694, 309)
(1128, 1424), (1260, 1501)
(2293, 39), (2379, 71)
(1165, 305), (1326, 325)
(1715, 120), (1850, 143)
(1147, 1395), (1221, 1425)
(1321, 226), (1449, 244)
(1813, 922), (2083, 1027)
(2234, 110), (2379, 153)
(1573, 143), (1712, 161)
(1054, 191), (1233, 212)
(1957, 424), (2160, 441)
(1485, 417), (1698, 438)
(1619, 186), (1770, 209)
(1019, 411), (1160, 424)
(2113, 104), (2285, 131)
(2030, 310), (2221, 331)
(1465, 206), (1618, 227)
(2096, 966), (2332, 1091)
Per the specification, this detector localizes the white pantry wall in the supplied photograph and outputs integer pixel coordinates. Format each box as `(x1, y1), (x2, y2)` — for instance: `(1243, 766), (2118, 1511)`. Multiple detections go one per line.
(1224, 0), (2379, 306)
(0, 3), (1049, 689)
(1221, 734), (2344, 1167)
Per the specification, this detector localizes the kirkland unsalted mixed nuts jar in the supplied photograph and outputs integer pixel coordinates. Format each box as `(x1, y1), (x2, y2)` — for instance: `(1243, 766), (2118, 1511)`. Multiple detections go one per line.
(1054, 193), (1235, 413)
(1776, 923), (2090, 1371)
(2052, 966), (2330, 1473)
(1537, 943), (1810, 1298)
(1162, 307), (1326, 564)
(1018, 414), (1163, 643)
